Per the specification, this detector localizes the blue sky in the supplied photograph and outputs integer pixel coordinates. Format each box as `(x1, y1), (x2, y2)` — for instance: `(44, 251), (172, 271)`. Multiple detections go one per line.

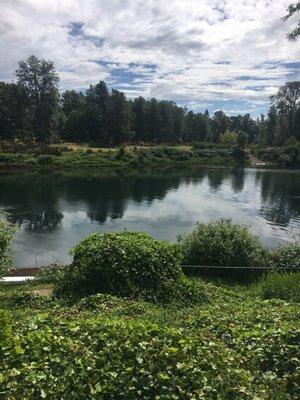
(0, 0), (299, 116)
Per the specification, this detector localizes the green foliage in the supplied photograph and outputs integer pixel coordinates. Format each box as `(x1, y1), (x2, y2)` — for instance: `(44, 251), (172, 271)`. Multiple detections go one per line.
(0, 219), (16, 276)
(0, 280), (299, 399)
(219, 129), (237, 145)
(267, 242), (300, 270)
(257, 272), (300, 301)
(237, 130), (249, 147)
(55, 232), (184, 301)
(179, 219), (262, 268)
(0, 309), (11, 346)
(34, 263), (67, 284)
(37, 154), (55, 165)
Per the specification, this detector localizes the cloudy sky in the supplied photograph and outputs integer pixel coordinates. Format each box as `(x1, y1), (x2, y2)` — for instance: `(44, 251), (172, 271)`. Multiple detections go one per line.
(0, 0), (299, 115)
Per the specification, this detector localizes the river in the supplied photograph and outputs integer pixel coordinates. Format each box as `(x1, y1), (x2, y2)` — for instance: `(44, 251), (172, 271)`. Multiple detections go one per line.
(0, 166), (299, 267)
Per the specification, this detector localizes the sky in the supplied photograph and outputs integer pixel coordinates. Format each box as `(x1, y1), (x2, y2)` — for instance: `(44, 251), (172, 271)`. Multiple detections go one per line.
(0, 0), (299, 116)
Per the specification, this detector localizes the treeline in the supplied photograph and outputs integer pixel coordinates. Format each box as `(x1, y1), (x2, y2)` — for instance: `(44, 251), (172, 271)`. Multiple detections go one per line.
(0, 55), (299, 146)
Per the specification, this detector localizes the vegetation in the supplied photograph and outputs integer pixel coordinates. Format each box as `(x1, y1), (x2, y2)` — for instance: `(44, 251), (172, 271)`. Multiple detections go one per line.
(0, 56), (299, 153)
(179, 219), (263, 269)
(0, 219), (15, 277)
(250, 143), (300, 168)
(267, 243), (300, 270)
(284, 2), (300, 41)
(0, 221), (299, 398)
(55, 232), (182, 300)
(256, 272), (300, 302)
(0, 142), (246, 169)
(0, 276), (299, 399)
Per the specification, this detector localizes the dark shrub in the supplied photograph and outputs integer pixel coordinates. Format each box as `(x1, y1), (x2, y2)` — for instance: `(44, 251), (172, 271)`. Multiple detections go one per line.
(232, 146), (247, 162)
(0, 309), (12, 351)
(115, 147), (126, 160)
(257, 272), (300, 302)
(0, 220), (16, 277)
(37, 154), (55, 165)
(55, 232), (183, 299)
(179, 219), (262, 268)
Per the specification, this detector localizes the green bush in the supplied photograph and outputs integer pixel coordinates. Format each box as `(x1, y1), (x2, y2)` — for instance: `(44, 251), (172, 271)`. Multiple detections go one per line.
(37, 154), (55, 165)
(267, 243), (300, 270)
(34, 263), (67, 284)
(0, 219), (16, 277)
(55, 232), (183, 300)
(0, 309), (11, 346)
(257, 272), (300, 302)
(179, 219), (262, 268)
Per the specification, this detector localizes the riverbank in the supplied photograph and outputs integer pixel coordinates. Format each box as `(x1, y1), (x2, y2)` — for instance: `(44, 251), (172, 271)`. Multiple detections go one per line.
(0, 143), (246, 170)
(1, 141), (299, 170)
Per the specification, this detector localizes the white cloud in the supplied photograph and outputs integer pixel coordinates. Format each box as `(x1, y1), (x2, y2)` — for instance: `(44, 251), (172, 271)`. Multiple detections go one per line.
(0, 0), (299, 114)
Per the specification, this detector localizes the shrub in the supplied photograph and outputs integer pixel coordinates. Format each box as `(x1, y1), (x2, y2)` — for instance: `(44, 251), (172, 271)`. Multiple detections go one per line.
(179, 219), (262, 268)
(267, 242), (300, 270)
(37, 154), (55, 165)
(219, 129), (237, 146)
(232, 146), (248, 162)
(237, 131), (249, 147)
(257, 272), (300, 301)
(55, 232), (183, 300)
(34, 263), (67, 284)
(115, 146), (126, 160)
(0, 309), (11, 346)
(0, 219), (16, 277)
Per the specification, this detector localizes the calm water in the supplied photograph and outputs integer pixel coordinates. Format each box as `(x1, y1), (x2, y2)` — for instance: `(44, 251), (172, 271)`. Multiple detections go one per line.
(0, 167), (299, 267)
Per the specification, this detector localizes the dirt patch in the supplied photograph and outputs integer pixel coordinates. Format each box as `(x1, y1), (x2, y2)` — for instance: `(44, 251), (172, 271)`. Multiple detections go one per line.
(32, 288), (53, 297)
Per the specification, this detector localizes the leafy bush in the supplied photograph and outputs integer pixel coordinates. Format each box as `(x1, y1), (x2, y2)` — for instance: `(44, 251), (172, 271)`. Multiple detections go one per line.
(55, 232), (183, 300)
(0, 219), (16, 277)
(179, 219), (262, 268)
(267, 243), (300, 270)
(219, 129), (237, 146)
(34, 263), (67, 284)
(0, 309), (11, 346)
(37, 154), (55, 165)
(237, 131), (249, 147)
(257, 272), (300, 302)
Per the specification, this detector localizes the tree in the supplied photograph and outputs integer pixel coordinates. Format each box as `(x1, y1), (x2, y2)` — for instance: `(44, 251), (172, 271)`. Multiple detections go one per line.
(86, 81), (110, 143)
(147, 98), (160, 142)
(109, 89), (132, 145)
(211, 111), (228, 142)
(265, 106), (277, 146)
(219, 129), (237, 146)
(132, 97), (148, 142)
(0, 82), (30, 139)
(62, 90), (85, 116)
(16, 55), (59, 141)
(237, 131), (248, 148)
(270, 81), (300, 143)
(283, 2), (300, 41)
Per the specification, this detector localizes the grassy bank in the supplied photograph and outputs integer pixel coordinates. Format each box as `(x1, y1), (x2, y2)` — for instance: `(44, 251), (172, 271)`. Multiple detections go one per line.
(0, 278), (299, 399)
(0, 141), (249, 170)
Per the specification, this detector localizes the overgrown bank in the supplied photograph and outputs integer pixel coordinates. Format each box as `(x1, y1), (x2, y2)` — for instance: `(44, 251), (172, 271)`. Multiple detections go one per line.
(0, 277), (299, 399)
(0, 141), (249, 170)
(0, 219), (299, 398)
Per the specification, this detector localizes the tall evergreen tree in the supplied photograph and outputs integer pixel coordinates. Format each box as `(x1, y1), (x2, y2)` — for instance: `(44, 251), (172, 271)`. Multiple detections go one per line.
(109, 89), (132, 145)
(16, 55), (59, 141)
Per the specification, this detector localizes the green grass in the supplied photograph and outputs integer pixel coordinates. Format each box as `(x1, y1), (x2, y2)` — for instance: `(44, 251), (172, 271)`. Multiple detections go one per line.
(0, 278), (299, 399)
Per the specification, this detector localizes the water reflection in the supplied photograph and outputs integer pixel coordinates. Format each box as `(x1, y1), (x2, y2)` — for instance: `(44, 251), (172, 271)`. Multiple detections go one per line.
(256, 170), (300, 226)
(0, 167), (299, 266)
